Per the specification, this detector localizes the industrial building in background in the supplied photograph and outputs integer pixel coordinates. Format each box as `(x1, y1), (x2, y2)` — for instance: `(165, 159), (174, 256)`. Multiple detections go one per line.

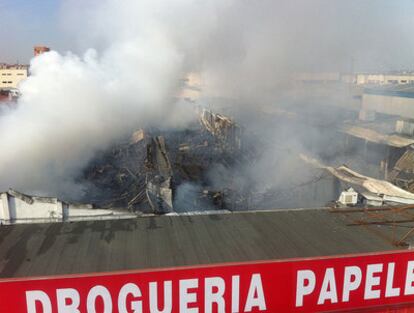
(0, 63), (28, 90)
(34, 45), (50, 57)
(356, 73), (414, 85)
(0, 46), (51, 102)
(294, 71), (414, 85)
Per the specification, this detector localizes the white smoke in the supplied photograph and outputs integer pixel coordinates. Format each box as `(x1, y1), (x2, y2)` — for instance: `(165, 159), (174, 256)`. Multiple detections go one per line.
(1, 0), (413, 199)
(0, 0), (210, 197)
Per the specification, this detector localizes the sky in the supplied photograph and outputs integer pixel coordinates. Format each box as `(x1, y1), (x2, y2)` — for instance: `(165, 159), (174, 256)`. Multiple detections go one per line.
(0, 0), (64, 63)
(1, 0), (414, 70)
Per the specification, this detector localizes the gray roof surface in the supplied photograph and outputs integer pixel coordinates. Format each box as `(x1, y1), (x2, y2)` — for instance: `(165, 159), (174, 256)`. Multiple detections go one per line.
(0, 209), (401, 278)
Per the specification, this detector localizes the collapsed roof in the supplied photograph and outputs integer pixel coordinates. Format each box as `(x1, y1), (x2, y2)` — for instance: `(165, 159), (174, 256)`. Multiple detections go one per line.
(389, 149), (414, 192)
(80, 109), (246, 214)
(300, 154), (414, 204)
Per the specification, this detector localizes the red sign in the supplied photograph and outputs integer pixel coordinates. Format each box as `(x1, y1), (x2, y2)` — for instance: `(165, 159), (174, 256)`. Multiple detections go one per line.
(1, 250), (414, 312)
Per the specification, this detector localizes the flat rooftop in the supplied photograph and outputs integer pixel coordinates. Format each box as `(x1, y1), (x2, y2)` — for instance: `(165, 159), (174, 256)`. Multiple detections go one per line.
(1, 207), (410, 279)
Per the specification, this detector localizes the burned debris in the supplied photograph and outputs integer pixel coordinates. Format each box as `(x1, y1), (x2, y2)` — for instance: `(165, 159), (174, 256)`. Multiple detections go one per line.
(200, 109), (243, 152)
(77, 102), (414, 216)
(80, 109), (249, 214)
(18, 99), (414, 218)
(389, 148), (414, 192)
(146, 136), (173, 213)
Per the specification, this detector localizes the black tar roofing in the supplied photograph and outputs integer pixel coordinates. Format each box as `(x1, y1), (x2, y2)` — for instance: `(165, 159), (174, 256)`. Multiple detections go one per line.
(0, 209), (401, 279)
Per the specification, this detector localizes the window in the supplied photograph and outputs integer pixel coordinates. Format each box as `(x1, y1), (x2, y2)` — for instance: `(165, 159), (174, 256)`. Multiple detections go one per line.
(17, 73), (24, 76)
(7, 81), (12, 84)
(2, 81), (7, 84)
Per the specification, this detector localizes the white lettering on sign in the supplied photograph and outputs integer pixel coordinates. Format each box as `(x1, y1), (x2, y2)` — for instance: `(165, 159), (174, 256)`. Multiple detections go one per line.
(25, 260), (414, 312)
(57, 288), (80, 313)
(364, 264), (383, 300)
(317, 268), (338, 305)
(24, 274), (267, 313)
(205, 277), (225, 313)
(342, 266), (362, 302)
(295, 260), (414, 307)
(26, 290), (52, 313)
(118, 283), (142, 313)
(87, 285), (112, 313)
(296, 270), (316, 307)
(405, 261), (414, 295)
(17, 257), (414, 312)
(244, 274), (266, 312)
(385, 263), (400, 298)
(179, 279), (199, 313)
(149, 281), (172, 313)
(232, 275), (240, 313)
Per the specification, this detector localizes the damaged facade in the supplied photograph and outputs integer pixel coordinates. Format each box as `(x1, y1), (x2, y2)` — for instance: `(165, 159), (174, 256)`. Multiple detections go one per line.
(0, 189), (134, 225)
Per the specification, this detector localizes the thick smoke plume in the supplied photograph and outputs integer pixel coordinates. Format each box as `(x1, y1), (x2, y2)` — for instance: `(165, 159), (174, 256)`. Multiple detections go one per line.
(0, 0), (412, 200)
(0, 0), (199, 197)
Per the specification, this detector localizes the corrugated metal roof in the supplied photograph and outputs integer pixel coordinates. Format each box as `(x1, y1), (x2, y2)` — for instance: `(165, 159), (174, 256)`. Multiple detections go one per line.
(0, 209), (400, 279)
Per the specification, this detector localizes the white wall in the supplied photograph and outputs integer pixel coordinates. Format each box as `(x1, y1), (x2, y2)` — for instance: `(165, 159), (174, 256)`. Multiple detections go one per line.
(0, 191), (134, 225)
(362, 94), (414, 119)
(0, 193), (62, 222)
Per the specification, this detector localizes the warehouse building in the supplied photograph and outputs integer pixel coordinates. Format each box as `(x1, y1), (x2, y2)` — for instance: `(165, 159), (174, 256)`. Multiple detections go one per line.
(361, 84), (414, 119)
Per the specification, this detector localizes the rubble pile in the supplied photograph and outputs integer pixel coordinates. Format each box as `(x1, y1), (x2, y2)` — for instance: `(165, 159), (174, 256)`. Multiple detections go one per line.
(82, 133), (149, 211)
(80, 110), (254, 214)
